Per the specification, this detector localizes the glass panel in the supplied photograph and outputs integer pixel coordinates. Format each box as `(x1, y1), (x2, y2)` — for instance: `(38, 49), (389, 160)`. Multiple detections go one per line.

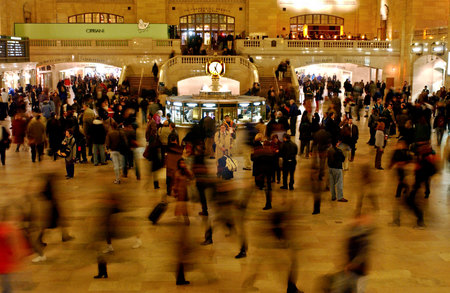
(93, 13), (100, 23)
(117, 16), (124, 23)
(237, 105), (252, 122)
(313, 15), (320, 24)
(180, 16), (187, 24)
(219, 15), (226, 23)
(227, 17), (234, 24)
(188, 24), (195, 30)
(204, 14), (211, 22)
(252, 106), (262, 122)
(305, 15), (312, 24)
(196, 14), (203, 23)
(188, 15), (194, 23)
(196, 24), (203, 31)
(329, 16), (336, 24)
(227, 24), (234, 31)
(77, 14), (84, 23)
(100, 14), (108, 23)
(204, 24), (210, 31)
(68, 16), (76, 23)
(204, 32), (211, 45)
(181, 32), (187, 45)
(211, 14), (218, 23)
(298, 16), (305, 24)
(109, 14), (116, 23)
(180, 24), (187, 30)
(85, 13), (92, 23)
(290, 25), (297, 32)
(211, 24), (218, 31)
(220, 24), (227, 31)
(290, 17), (296, 24)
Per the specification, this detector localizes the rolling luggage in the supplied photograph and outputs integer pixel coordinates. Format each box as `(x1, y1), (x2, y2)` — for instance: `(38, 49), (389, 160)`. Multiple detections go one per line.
(148, 202), (168, 224)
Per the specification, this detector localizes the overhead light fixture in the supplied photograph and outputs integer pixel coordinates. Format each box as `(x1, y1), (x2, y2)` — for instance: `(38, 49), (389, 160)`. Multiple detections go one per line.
(173, 102), (182, 106)
(431, 42), (445, 55)
(186, 103), (198, 107)
(411, 43), (423, 55)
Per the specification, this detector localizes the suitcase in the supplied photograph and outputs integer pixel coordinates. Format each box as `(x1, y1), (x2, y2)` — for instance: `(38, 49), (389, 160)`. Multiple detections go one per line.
(148, 202), (168, 224)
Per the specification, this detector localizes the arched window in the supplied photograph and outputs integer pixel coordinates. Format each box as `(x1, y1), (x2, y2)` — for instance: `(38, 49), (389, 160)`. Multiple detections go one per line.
(68, 13), (124, 24)
(290, 14), (344, 38)
(179, 13), (235, 45)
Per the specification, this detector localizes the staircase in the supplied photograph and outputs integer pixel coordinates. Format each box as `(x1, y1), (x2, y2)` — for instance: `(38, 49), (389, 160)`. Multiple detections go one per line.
(259, 76), (277, 98)
(127, 76), (159, 95)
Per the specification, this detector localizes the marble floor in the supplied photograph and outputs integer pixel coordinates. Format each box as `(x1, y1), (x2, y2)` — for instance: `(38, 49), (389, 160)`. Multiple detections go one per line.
(0, 117), (449, 293)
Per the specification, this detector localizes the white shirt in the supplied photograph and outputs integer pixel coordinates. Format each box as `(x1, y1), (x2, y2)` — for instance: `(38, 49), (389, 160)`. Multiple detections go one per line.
(0, 92), (9, 103)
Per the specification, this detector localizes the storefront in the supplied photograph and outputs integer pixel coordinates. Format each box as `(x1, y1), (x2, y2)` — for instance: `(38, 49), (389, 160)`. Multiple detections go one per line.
(167, 94), (265, 126)
(1, 63), (37, 89)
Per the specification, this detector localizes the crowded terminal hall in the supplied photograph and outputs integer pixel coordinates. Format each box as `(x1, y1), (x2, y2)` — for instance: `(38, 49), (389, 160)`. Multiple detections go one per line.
(0, 1), (449, 292)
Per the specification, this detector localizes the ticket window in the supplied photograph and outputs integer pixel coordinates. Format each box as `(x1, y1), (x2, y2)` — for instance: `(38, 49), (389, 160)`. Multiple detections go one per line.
(252, 103), (263, 122)
(172, 103), (183, 124)
(237, 103), (252, 123)
(202, 109), (216, 120)
(219, 106), (236, 122)
(183, 103), (201, 123)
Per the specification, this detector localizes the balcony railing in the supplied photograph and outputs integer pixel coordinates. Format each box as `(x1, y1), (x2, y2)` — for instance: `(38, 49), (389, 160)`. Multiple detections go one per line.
(29, 39), (180, 50)
(236, 39), (395, 51)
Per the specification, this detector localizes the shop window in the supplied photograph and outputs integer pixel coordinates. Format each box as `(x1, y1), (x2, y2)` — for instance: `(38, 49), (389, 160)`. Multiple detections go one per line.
(68, 12), (124, 24)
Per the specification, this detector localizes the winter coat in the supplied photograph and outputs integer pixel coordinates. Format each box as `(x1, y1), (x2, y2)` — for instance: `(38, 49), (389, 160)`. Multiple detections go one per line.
(12, 116), (27, 144)
(27, 117), (46, 145)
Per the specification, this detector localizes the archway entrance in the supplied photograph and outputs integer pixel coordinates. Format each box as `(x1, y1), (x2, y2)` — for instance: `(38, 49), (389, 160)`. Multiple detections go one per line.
(412, 55), (446, 100)
(37, 62), (122, 90)
(179, 13), (235, 47)
(294, 63), (381, 99)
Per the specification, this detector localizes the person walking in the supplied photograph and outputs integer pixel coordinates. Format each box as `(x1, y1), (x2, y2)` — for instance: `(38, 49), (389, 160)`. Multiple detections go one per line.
(27, 113), (46, 163)
(279, 134), (298, 190)
(327, 141), (348, 202)
(11, 113), (27, 152)
(0, 122), (11, 165)
(106, 124), (128, 184)
(374, 122), (385, 170)
(299, 114), (312, 158)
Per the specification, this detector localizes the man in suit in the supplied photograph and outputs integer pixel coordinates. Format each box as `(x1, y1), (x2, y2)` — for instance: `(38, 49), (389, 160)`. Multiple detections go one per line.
(342, 118), (359, 162)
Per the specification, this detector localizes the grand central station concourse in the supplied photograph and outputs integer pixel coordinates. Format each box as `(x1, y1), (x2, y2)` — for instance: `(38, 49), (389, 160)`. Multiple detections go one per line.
(0, 1), (450, 292)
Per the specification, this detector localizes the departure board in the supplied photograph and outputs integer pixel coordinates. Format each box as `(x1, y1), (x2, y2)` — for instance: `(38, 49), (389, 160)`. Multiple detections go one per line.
(6, 40), (26, 57)
(0, 36), (29, 61)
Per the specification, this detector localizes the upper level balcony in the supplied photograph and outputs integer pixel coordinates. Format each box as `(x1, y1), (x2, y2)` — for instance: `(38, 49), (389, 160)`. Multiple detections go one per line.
(235, 38), (399, 56)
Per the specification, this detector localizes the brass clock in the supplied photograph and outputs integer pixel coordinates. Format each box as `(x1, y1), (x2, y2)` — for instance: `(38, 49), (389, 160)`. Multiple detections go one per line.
(206, 60), (225, 76)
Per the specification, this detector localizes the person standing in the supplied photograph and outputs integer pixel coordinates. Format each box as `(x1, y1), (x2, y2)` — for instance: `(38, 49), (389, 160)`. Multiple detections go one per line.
(90, 116), (107, 166)
(289, 99), (300, 136)
(299, 114), (312, 158)
(62, 129), (76, 179)
(342, 118), (359, 162)
(27, 113), (46, 163)
(279, 134), (298, 190)
(45, 113), (63, 160)
(327, 141), (348, 202)
(214, 124), (232, 162)
(374, 122), (385, 170)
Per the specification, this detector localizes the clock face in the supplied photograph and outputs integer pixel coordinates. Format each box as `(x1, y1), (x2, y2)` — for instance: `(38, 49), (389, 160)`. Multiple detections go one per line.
(208, 61), (223, 76)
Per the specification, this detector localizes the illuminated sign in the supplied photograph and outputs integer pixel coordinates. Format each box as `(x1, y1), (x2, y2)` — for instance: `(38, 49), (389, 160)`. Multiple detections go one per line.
(279, 0), (357, 12)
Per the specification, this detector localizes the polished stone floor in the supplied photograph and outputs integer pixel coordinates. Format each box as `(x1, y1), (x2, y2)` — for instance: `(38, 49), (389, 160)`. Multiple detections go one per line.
(0, 117), (449, 293)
